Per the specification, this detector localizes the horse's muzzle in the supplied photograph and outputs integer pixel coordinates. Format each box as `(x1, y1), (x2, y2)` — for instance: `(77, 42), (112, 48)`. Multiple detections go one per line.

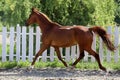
(25, 22), (29, 26)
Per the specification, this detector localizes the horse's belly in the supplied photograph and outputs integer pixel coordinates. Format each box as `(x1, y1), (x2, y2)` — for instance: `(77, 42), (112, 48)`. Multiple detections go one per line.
(51, 40), (77, 47)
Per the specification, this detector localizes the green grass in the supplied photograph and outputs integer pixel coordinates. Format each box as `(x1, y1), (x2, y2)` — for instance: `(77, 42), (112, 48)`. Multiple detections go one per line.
(0, 60), (120, 70)
(0, 61), (17, 69)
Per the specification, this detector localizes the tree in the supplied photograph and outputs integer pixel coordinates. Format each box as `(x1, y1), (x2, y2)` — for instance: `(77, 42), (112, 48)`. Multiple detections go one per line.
(40, 0), (94, 26)
(0, 0), (117, 27)
(0, 0), (40, 26)
(115, 0), (120, 25)
(91, 0), (116, 27)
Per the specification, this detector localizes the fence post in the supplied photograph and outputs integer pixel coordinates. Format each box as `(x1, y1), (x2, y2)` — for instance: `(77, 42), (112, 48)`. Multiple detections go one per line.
(84, 51), (88, 61)
(99, 37), (103, 62)
(114, 26), (119, 62)
(65, 47), (70, 62)
(91, 33), (96, 62)
(35, 27), (41, 61)
(16, 24), (21, 61)
(35, 27), (40, 54)
(76, 45), (79, 59)
(106, 26), (112, 62)
(71, 45), (76, 62)
(42, 50), (47, 62)
(50, 47), (55, 61)
(2, 27), (7, 62)
(28, 27), (33, 62)
(22, 27), (26, 61)
(9, 27), (14, 61)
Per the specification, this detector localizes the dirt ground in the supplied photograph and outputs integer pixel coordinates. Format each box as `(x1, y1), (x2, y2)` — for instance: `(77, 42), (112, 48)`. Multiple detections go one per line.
(0, 68), (120, 80)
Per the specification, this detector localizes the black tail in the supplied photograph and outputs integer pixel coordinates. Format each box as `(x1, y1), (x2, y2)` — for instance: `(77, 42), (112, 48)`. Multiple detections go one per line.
(89, 26), (115, 51)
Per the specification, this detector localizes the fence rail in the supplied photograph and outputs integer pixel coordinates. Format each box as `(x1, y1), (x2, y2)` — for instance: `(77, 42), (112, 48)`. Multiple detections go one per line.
(0, 25), (120, 62)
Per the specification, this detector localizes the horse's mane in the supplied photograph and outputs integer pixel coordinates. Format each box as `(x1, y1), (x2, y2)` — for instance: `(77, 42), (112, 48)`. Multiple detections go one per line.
(39, 12), (61, 26)
(32, 8), (52, 22)
(39, 12), (52, 23)
(33, 8), (61, 26)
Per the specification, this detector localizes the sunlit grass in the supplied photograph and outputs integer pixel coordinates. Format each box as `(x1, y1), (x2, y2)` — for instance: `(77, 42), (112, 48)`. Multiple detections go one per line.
(0, 61), (17, 69)
(0, 59), (120, 70)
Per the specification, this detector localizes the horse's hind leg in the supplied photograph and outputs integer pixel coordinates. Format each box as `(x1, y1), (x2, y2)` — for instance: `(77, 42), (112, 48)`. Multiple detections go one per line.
(54, 47), (68, 67)
(72, 48), (85, 68)
(86, 48), (106, 72)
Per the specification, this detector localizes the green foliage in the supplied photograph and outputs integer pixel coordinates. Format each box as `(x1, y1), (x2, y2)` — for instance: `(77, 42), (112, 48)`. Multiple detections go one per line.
(0, 0), (41, 26)
(91, 0), (116, 26)
(40, 0), (94, 26)
(0, 0), (117, 27)
(115, 0), (120, 25)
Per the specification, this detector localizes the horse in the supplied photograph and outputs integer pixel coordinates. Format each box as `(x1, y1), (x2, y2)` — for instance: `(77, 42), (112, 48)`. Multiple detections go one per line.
(26, 8), (115, 72)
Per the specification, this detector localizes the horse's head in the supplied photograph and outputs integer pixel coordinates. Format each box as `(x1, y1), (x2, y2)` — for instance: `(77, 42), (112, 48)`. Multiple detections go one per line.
(26, 8), (39, 26)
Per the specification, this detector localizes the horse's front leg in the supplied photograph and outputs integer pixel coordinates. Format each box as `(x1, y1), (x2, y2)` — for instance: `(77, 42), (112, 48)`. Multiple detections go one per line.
(29, 44), (49, 69)
(71, 48), (85, 69)
(54, 47), (68, 67)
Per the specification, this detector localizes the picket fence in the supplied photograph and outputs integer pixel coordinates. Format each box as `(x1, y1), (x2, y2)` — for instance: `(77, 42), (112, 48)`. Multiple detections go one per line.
(0, 25), (120, 63)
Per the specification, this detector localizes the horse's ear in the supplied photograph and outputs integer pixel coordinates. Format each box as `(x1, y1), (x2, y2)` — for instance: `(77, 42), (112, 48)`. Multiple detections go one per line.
(32, 8), (35, 12)
(32, 8), (38, 12)
(32, 8), (34, 11)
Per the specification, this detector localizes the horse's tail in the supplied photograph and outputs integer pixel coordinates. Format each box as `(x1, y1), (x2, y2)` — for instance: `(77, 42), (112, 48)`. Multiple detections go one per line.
(89, 26), (115, 51)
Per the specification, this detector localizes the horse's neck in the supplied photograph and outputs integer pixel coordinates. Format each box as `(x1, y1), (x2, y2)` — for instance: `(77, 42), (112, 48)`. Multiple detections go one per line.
(37, 15), (61, 32)
(37, 15), (52, 32)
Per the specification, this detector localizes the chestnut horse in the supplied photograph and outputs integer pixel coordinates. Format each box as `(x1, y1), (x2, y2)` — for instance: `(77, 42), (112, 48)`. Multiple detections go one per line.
(26, 8), (115, 72)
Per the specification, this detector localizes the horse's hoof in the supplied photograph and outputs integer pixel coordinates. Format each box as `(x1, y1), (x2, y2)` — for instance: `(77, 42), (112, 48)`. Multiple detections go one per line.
(26, 65), (34, 71)
(105, 69), (112, 76)
(70, 66), (75, 70)
(100, 67), (107, 72)
(66, 66), (75, 71)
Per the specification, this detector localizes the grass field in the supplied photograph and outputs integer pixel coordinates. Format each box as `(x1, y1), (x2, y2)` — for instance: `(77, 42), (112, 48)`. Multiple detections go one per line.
(0, 60), (120, 70)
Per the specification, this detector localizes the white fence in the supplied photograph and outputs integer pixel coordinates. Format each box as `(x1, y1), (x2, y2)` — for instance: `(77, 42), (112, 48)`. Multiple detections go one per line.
(0, 25), (120, 62)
